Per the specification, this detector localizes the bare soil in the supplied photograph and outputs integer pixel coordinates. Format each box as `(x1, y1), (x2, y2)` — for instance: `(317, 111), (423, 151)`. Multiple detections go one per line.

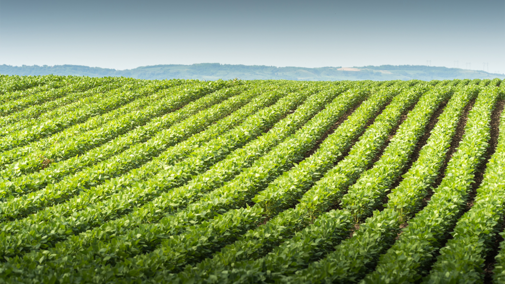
(421, 97), (476, 207)
(481, 99), (505, 283)
(323, 98), (395, 213)
(303, 97), (365, 159)
(422, 98), (503, 281)
(466, 100), (504, 212)
(326, 95), (418, 216)
(394, 98), (475, 246)
(381, 99), (449, 210)
(368, 97), (418, 168)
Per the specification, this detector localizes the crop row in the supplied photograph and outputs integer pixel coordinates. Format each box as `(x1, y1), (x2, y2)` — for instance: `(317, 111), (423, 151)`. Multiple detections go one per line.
(0, 82), (294, 259)
(0, 76), (111, 117)
(0, 81), (331, 282)
(0, 82), (247, 196)
(364, 86), (498, 283)
(0, 80), (312, 244)
(150, 81), (395, 282)
(174, 82), (434, 283)
(0, 78), (189, 153)
(1, 77), (504, 283)
(203, 84), (499, 284)
(0, 75), (84, 105)
(494, 127), (505, 284)
(123, 82), (411, 281)
(0, 79), (176, 176)
(0, 79), (211, 171)
(0, 77), (138, 136)
(50, 81), (369, 282)
(283, 86), (476, 283)
(0, 81), (188, 169)
(0, 81), (258, 220)
(427, 89), (505, 283)
(169, 82), (412, 283)
(0, 75), (59, 95)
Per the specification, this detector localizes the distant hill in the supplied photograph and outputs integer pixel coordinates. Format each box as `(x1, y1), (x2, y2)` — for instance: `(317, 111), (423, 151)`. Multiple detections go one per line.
(1, 63), (504, 81)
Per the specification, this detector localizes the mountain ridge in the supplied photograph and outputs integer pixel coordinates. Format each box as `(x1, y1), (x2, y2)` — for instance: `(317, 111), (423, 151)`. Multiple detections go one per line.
(1, 63), (503, 81)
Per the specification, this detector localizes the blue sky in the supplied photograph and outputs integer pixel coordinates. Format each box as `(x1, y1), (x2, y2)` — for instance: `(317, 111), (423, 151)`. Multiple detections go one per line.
(1, 0), (504, 73)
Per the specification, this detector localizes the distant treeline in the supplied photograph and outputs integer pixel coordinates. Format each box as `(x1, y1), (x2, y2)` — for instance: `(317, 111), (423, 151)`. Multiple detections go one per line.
(1, 63), (503, 81)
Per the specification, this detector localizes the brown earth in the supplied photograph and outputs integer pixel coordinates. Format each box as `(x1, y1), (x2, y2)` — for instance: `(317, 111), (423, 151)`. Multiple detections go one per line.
(303, 96), (367, 159)
(418, 98), (503, 281)
(421, 97), (476, 207)
(395, 97), (475, 242)
(482, 99), (505, 283)
(382, 99), (449, 211)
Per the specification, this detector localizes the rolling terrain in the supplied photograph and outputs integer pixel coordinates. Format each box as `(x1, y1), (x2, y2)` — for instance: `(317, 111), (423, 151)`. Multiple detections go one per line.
(1, 64), (504, 81)
(0, 75), (505, 283)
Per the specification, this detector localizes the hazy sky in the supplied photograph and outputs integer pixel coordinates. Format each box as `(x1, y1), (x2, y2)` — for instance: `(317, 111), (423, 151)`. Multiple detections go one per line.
(1, 0), (504, 73)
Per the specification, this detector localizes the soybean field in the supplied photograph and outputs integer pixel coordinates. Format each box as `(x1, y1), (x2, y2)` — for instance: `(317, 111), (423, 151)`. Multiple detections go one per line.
(1, 74), (505, 283)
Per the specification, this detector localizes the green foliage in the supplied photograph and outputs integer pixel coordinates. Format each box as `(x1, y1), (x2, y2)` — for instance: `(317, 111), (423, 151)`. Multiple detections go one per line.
(425, 89), (505, 283)
(0, 82), (245, 195)
(283, 86), (476, 283)
(0, 77), (137, 137)
(0, 76), (504, 283)
(170, 81), (422, 283)
(363, 87), (499, 283)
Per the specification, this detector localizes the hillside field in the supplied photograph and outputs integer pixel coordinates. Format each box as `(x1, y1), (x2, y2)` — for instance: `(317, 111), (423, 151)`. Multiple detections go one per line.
(1, 75), (505, 283)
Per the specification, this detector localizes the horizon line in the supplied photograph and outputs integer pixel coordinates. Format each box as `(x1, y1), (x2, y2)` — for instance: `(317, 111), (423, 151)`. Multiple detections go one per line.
(1, 63), (502, 75)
